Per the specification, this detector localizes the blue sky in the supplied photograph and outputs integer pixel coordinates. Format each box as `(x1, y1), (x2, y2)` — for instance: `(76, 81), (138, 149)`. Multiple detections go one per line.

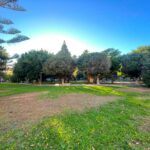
(1, 0), (150, 55)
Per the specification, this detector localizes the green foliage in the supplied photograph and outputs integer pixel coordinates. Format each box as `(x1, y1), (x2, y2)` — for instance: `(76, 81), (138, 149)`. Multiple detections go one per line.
(133, 45), (150, 54)
(103, 48), (121, 82)
(12, 50), (50, 82)
(77, 51), (111, 80)
(7, 35), (29, 43)
(0, 0), (29, 44)
(121, 53), (143, 78)
(88, 52), (111, 76)
(132, 46), (150, 86)
(77, 50), (90, 80)
(77, 50), (90, 72)
(0, 46), (8, 72)
(43, 41), (74, 83)
(142, 53), (150, 87)
(103, 48), (121, 71)
(103, 48), (120, 57)
(0, 0), (26, 11)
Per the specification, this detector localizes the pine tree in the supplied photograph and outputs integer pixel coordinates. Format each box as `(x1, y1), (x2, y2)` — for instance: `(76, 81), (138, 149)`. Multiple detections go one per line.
(43, 41), (74, 84)
(56, 41), (71, 58)
(0, 0), (29, 44)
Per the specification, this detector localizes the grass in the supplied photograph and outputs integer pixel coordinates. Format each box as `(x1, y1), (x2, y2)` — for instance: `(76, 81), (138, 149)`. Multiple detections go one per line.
(0, 83), (150, 149)
(0, 83), (124, 98)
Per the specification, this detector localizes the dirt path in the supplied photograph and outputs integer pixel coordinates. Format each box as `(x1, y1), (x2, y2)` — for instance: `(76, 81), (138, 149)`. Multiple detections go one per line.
(0, 93), (118, 128)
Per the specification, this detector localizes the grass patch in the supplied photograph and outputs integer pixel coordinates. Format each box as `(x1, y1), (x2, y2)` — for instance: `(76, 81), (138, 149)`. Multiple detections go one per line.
(128, 97), (150, 108)
(0, 83), (124, 99)
(0, 83), (150, 149)
(0, 96), (150, 149)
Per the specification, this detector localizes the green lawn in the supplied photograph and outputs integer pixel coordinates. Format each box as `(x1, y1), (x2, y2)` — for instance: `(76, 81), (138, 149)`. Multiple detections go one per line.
(0, 83), (124, 98)
(0, 83), (150, 150)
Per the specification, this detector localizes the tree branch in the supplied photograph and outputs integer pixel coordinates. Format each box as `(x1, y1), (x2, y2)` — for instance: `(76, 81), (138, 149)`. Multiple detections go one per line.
(0, 0), (26, 11)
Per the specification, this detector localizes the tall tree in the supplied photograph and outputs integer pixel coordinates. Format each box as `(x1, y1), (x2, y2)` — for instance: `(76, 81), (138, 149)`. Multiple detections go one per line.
(12, 50), (50, 82)
(0, 0), (29, 44)
(103, 48), (121, 83)
(43, 41), (74, 84)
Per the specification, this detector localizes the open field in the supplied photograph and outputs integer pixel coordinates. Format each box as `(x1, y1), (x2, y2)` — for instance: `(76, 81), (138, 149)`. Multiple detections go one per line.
(0, 83), (150, 149)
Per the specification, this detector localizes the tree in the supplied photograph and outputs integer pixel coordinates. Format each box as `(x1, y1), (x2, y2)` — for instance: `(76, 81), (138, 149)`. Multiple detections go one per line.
(88, 52), (111, 84)
(0, 46), (20, 81)
(0, 46), (8, 70)
(77, 50), (89, 69)
(12, 50), (50, 82)
(121, 53), (143, 80)
(77, 51), (111, 84)
(0, 0), (29, 44)
(77, 50), (90, 79)
(103, 48), (121, 83)
(0, 46), (8, 80)
(43, 41), (74, 84)
(133, 46), (150, 54)
(142, 52), (150, 87)
(131, 45), (150, 86)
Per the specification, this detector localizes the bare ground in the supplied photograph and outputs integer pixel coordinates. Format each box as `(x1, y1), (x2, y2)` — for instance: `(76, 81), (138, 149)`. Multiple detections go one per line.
(0, 93), (118, 129)
(118, 87), (150, 93)
(139, 117), (150, 133)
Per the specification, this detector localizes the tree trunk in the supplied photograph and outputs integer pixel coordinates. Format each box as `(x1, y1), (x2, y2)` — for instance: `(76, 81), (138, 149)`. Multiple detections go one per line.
(139, 76), (142, 81)
(96, 76), (100, 85)
(88, 74), (94, 83)
(111, 78), (114, 84)
(61, 78), (65, 85)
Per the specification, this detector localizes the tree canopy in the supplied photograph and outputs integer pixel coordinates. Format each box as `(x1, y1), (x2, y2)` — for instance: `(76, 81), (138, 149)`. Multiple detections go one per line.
(87, 52), (111, 77)
(142, 52), (150, 87)
(0, 46), (8, 79)
(103, 48), (121, 83)
(77, 50), (90, 74)
(9, 42), (150, 87)
(121, 53), (143, 79)
(77, 51), (111, 83)
(133, 46), (150, 54)
(13, 50), (50, 82)
(43, 41), (74, 84)
(0, 46), (8, 71)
